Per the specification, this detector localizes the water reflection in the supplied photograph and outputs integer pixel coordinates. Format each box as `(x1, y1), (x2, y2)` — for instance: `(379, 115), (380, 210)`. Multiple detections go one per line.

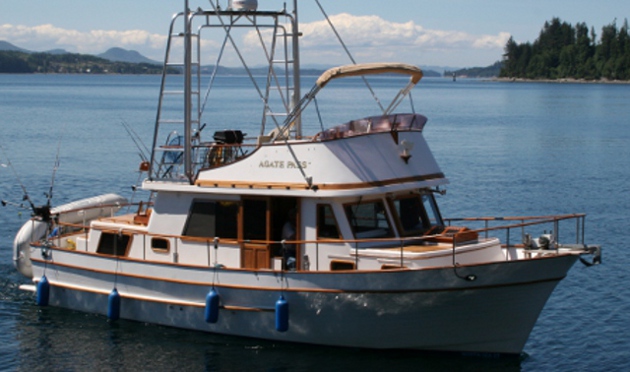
(8, 298), (522, 371)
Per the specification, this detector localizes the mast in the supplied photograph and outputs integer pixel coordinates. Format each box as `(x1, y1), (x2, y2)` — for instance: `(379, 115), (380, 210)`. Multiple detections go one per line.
(291, 0), (302, 138)
(183, 0), (193, 182)
(149, 1), (301, 180)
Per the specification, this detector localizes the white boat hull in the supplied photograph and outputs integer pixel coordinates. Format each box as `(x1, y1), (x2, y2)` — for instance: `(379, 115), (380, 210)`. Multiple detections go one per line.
(30, 246), (577, 354)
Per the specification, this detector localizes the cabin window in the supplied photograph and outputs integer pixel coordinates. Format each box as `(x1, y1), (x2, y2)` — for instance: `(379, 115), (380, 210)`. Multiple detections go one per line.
(344, 200), (393, 239)
(243, 199), (268, 240)
(151, 237), (170, 253)
(97, 232), (131, 256)
(392, 196), (426, 235)
(391, 193), (444, 236)
(330, 260), (356, 271)
(317, 204), (341, 239)
(421, 193), (444, 228)
(183, 200), (238, 239)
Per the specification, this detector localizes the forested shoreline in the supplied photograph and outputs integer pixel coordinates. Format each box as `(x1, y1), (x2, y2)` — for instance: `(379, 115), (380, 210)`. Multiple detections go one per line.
(0, 51), (167, 74)
(4, 17), (630, 80)
(500, 18), (630, 81)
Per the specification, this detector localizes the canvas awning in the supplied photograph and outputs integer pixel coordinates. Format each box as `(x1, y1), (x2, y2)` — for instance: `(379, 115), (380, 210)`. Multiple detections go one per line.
(316, 63), (424, 88)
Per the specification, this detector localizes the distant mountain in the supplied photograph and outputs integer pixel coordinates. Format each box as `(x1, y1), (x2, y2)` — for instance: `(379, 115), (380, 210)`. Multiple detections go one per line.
(445, 61), (503, 78)
(421, 69), (441, 78)
(98, 47), (160, 65)
(45, 49), (70, 55)
(0, 40), (29, 53)
(421, 65), (462, 74)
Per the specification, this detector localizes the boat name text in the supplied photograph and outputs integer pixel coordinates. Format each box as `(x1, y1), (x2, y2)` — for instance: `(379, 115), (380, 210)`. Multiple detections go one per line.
(259, 160), (308, 169)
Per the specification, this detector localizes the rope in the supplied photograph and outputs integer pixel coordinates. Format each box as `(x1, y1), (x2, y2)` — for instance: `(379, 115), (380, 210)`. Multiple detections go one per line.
(314, 0), (385, 114)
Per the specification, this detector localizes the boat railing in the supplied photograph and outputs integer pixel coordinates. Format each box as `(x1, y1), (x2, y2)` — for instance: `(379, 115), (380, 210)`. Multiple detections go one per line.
(45, 208), (590, 271)
(444, 213), (588, 247)
(315, 113), (427, 141)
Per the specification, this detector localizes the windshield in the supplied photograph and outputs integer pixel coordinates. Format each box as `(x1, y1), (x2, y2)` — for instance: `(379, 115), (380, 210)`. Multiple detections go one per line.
(391, 192), (444, 236)
(344, 200), (393, 239)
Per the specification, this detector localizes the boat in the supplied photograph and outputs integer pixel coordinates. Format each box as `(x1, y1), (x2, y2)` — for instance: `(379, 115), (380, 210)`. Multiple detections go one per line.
(10, 0), (601, 355)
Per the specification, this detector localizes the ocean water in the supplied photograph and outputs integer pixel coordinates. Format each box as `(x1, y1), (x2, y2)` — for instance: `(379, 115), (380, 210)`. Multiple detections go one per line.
(0, 74), (628, 371)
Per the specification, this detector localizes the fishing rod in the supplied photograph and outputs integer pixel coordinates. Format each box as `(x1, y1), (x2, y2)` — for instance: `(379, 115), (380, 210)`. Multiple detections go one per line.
(121, 120), (150, 162)
(1, 143), (38, 213)
(1, 119), (67, 223)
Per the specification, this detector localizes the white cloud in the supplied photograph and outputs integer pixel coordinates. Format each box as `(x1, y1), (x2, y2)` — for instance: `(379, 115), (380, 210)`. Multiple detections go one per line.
(1, 13), (510, 66)
(0, 23), (167, 58)
(244, 13), (509, 65)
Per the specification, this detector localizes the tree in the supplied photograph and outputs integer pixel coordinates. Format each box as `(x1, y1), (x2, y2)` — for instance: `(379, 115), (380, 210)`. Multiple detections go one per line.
(0, 52), (33, 73)
(499, 17), (630, 81)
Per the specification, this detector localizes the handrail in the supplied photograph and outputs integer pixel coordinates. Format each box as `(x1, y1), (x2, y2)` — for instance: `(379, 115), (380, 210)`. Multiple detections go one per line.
(40, 210), (589, 272)
(447, 214), (584, 234)
(47, 209), (587, 247)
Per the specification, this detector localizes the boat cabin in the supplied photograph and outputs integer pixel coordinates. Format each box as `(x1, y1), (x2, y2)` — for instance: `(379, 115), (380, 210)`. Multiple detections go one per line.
(76, 186), (480, 273)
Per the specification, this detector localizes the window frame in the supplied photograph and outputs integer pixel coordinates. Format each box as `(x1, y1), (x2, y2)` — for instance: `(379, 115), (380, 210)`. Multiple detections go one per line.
(182, 199), (239, 239)
(151, 237), (170, 253)
(316, 203), (342, 240)
(343, 199), (394, 239)
(96, 231), (132, 256)
(389, 192), (445, 237)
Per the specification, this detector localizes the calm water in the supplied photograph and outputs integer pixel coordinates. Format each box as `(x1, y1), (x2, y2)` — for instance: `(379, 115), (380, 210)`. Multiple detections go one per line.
(0, 74), (628, 371)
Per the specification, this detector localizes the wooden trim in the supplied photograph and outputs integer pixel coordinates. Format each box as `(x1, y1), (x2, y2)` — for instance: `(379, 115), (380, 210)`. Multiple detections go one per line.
(195, 173), (445, 190)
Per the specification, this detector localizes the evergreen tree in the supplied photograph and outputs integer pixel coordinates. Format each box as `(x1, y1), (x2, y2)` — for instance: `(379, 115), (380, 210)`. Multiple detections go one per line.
(500, 17), (630, 81)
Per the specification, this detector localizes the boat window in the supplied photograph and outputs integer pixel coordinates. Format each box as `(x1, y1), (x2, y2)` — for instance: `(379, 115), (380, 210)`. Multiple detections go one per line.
(243, 199), (268, 241)
(421, 193), (444, 228)
(317, 204), (341, 239)
(391, 193), (444, 236)
(392, 196), (427, 236)
(97, 232), (131, 256)
(183, 200), (238, 239)
(344, 200), (393, 239)
(330, 260), (356, 271)
(151, 237), (170, 253)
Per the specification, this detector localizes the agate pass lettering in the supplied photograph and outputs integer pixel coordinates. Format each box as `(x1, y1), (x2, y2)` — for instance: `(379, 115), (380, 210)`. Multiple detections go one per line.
(259, 160), (308, 169)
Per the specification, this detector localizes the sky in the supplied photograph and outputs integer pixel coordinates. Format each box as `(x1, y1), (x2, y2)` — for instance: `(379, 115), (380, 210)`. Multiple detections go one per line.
(1, 0), (629, 69)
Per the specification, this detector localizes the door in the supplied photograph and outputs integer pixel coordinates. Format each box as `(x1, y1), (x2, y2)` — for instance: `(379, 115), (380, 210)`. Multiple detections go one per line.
(241, 198), (270, 269)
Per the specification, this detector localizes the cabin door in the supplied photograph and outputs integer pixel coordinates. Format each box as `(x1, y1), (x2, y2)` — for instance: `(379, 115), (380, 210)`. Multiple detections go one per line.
(240, 197), (299, 270)
(240, 198), (270, 269)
